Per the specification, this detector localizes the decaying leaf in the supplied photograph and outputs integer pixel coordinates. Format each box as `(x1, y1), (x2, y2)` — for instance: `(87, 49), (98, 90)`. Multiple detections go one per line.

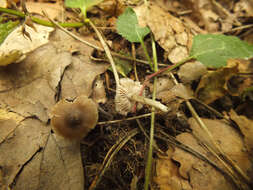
(154, 147), (192, 190)
(170, 83), (194, 100)
(195, 61), (239, 104)
(0, 23), (54, 63)
(0, 50), (24, 66)
(172, 117), (253, 190)
(229, 109), (253, 158)
(26, 1), (63, 20)
(178, 61), (207, 84)
(0, 43), (72, 122)
(135, 3), (193, 63)
(0, 27), (108, 189)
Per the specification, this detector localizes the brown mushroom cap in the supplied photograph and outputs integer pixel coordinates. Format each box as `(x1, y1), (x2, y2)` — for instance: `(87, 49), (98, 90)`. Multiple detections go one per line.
(51, 95), (98, 140)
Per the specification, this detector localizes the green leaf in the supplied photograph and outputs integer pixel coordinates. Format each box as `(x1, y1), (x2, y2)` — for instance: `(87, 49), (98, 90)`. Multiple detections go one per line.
(190, 34), (253, 68)
(116, 7), (150, 43)
(65, 0), (103, 17)
(0, 20), (19, 45)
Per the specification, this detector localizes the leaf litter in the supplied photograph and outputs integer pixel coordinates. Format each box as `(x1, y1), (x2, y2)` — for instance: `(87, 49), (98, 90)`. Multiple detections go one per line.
(0, 0), (253, 190)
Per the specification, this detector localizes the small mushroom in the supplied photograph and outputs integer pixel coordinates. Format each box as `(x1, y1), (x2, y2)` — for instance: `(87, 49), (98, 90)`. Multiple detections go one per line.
(51, 95), (98, 140)
(115, 78), (144, 115)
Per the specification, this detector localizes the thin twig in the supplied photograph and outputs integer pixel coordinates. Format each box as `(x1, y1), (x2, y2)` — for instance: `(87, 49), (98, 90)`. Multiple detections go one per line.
(88, 20), (120, 87)
(97, 113), (152, 125)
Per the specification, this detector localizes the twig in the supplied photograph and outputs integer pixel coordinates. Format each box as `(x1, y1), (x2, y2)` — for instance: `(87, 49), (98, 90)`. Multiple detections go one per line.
(88, 20), (120, 87)
(97, 113), (152, 125)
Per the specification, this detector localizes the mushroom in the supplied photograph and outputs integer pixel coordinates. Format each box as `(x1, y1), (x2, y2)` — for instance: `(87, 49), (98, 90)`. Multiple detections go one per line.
(51, 95), (98, 140)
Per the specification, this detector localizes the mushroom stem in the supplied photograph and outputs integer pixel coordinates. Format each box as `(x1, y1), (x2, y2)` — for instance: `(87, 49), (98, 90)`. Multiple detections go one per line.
(128, 94), (170, 113)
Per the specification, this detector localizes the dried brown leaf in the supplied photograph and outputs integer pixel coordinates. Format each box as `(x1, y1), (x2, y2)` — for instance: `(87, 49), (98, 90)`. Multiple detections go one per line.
(229, 109), (253, 159)
(195, 61), (239, 104)
(172, 117), (253, 190)
(135, 3), (193, 63)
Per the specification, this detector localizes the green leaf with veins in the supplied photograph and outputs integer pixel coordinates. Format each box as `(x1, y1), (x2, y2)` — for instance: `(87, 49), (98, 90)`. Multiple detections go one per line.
(190, 34), (253, 68)
(116, 7), (150, 43)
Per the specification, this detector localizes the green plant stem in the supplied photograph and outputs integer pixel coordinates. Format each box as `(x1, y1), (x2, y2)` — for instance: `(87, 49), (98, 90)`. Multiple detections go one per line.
(0, 7), (84, 28)
(144, 34), (158, 190)
(140, 38), (153, 69)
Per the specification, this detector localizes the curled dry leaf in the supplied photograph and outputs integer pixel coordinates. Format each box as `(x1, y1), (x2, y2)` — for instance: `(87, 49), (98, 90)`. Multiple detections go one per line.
(115, 78), (144, 115)
(51, 95), (98, 140)
(195, 61), (239, 104)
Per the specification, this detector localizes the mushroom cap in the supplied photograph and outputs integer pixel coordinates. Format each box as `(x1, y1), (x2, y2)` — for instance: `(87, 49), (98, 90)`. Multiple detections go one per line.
(51, 95), (98, 140)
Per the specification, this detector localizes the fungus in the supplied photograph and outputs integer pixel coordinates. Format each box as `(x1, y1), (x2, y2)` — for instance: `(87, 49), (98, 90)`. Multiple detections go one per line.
(51, 95), (98, 140)
(115, 78), (144, 115)
(115, 78), (170, 115)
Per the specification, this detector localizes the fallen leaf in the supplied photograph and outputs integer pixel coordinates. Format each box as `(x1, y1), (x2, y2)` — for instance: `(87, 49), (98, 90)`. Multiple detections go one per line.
(135, 3), (193, 63)
(154, 148), (192, 190)
(170, 83), (194, 100)
(60, 56), (109, 100)
(0, 43), (72, 122)
(229, 109), (253, 158)
(172, 117), (253, 190)
(178, 61), (207, 84)
(195, 61), (239, 104)
(0, 118), (50, 189)
(0, 23), (54, 56)
(227, 59), (253, 96)
(26, 1), (63, 20)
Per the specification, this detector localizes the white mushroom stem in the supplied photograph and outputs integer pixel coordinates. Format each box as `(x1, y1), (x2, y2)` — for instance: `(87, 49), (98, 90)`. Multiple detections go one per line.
(128, 94), (170, 113)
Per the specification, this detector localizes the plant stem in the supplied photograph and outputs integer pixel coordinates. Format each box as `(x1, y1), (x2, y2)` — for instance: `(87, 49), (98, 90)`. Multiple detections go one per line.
(144, 34), (158, 190)
(0, 7), (84, 28)
(140, 37), (153, 69)
(136, 28), (153, 70)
